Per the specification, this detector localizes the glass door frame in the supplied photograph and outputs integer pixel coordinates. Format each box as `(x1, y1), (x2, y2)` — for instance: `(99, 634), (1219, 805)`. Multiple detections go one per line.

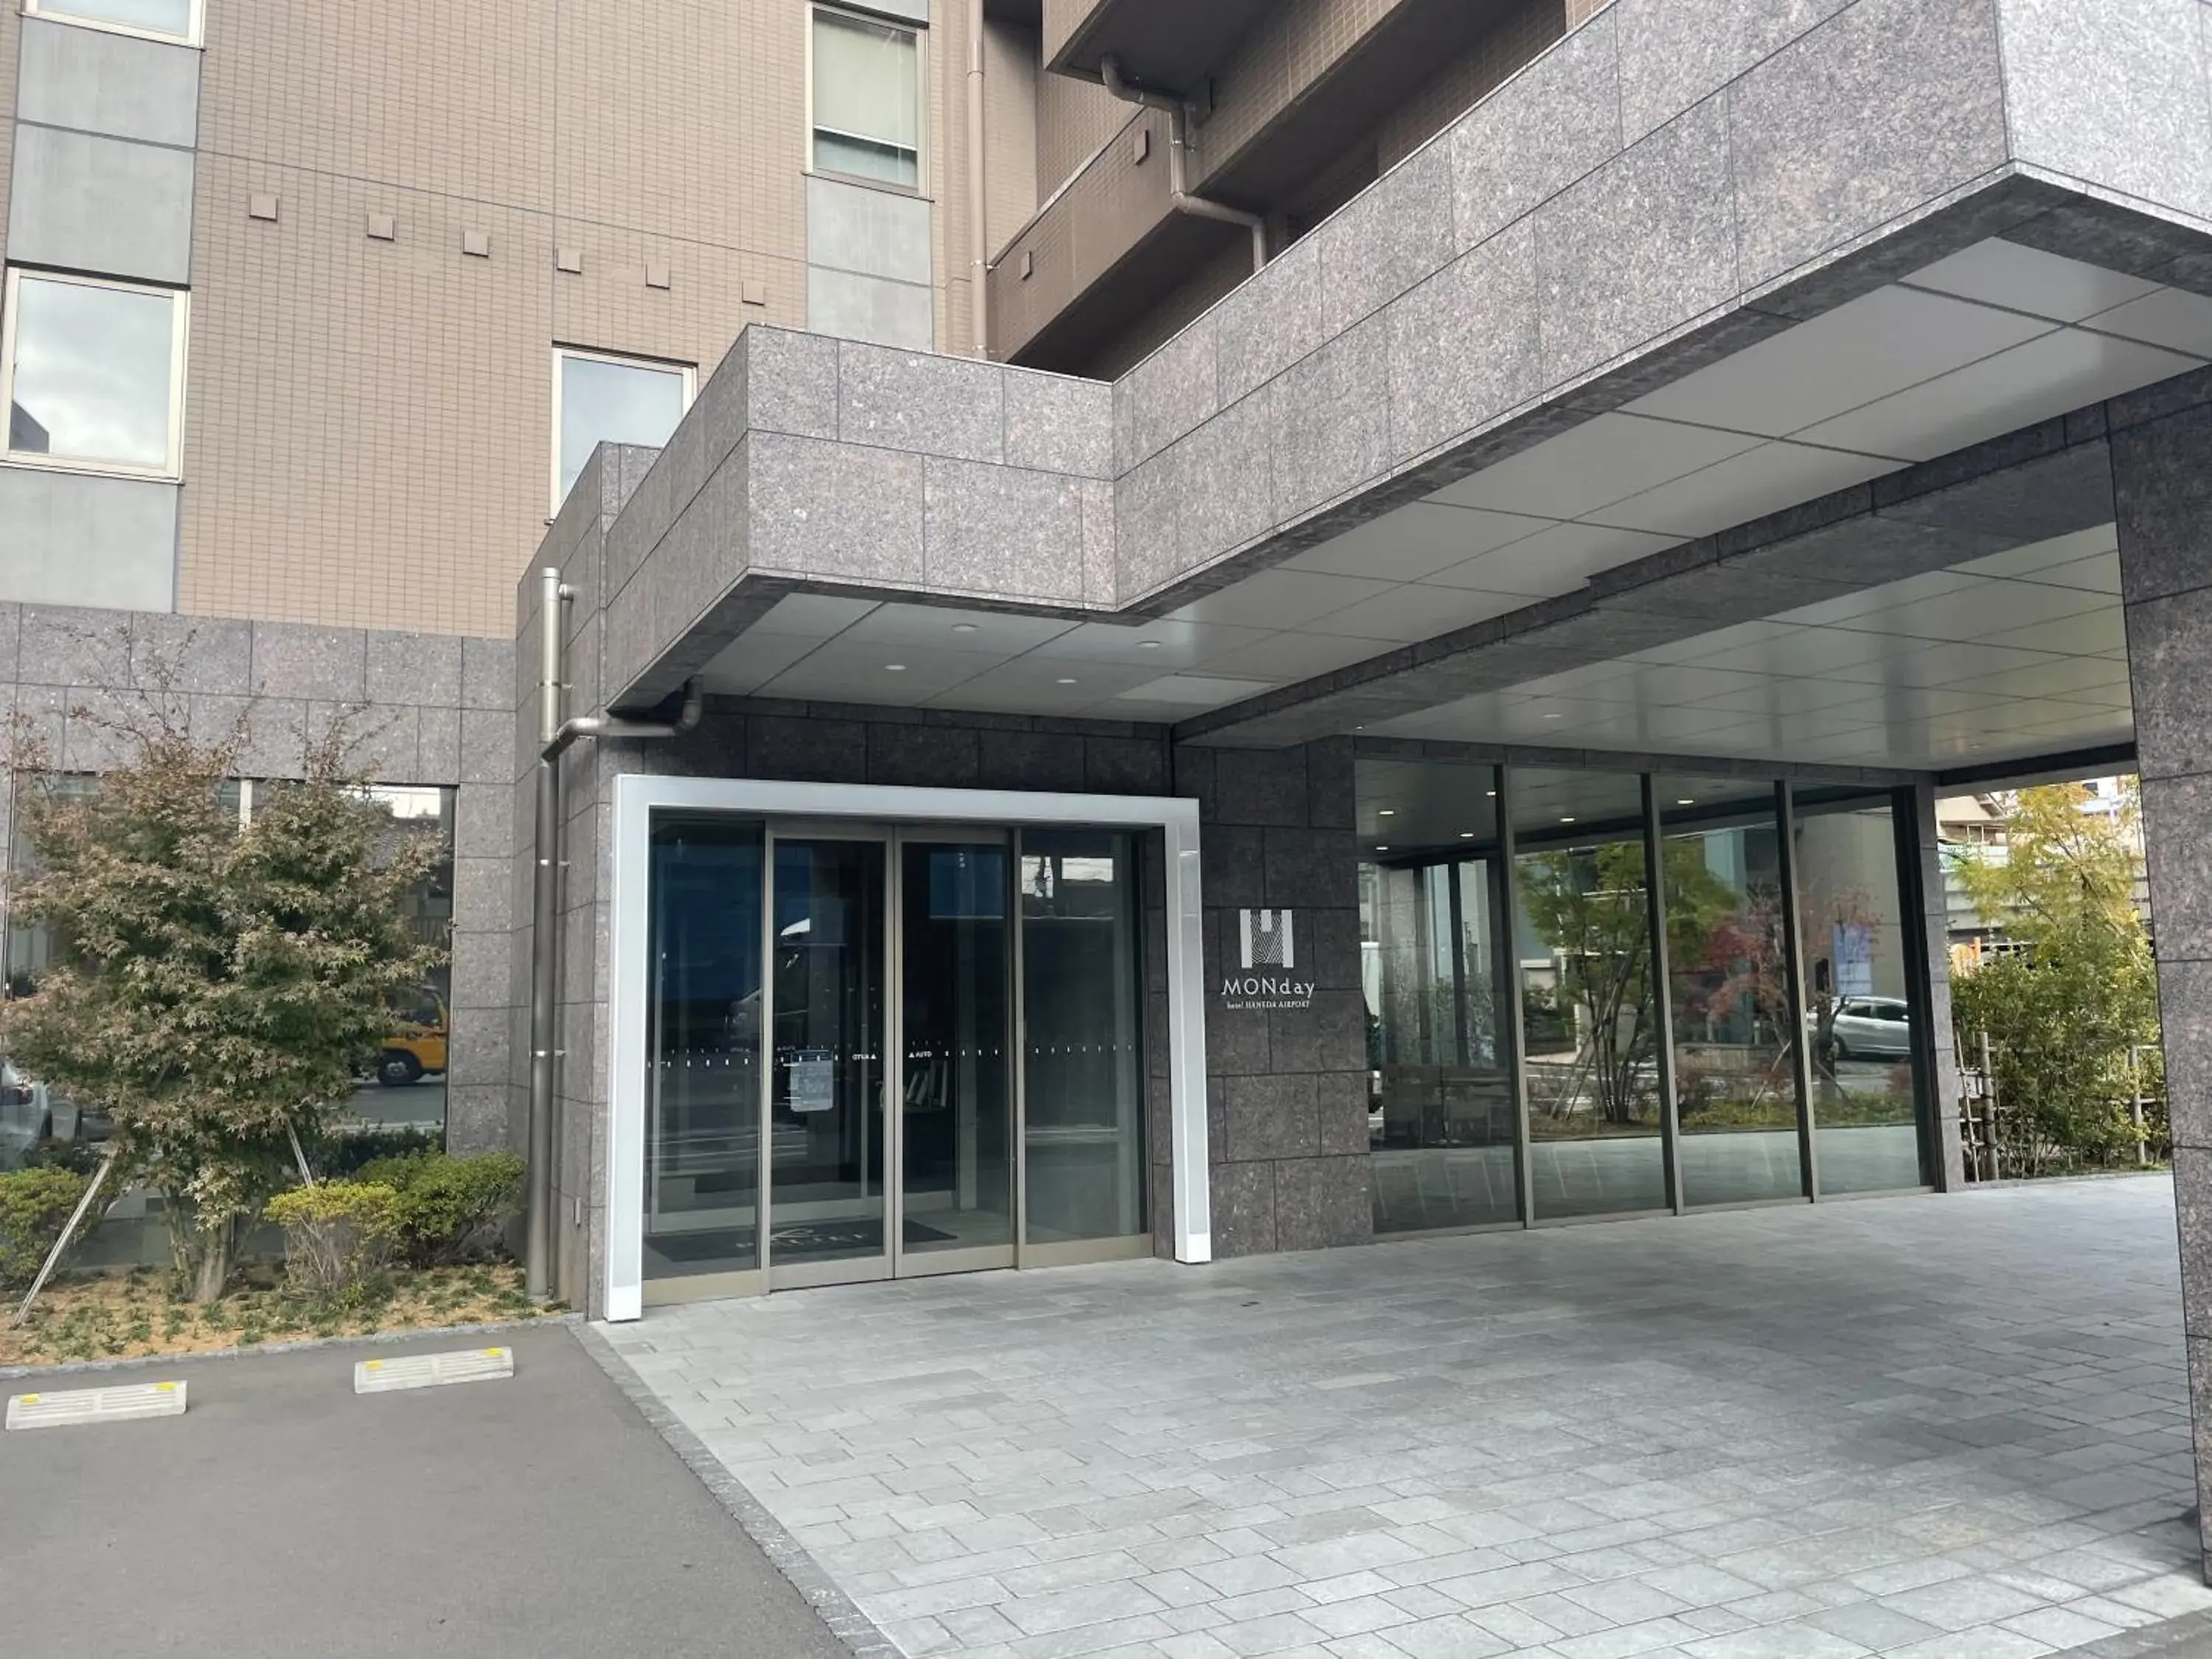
(760, 819), (897, 1292)
(607, 775), (1209, 1324)
(883, 824), (1018, 1284)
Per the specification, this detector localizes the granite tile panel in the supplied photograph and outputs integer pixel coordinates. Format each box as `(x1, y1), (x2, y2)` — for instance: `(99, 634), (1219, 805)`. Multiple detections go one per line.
(447, 1004), (514, 1091)
(1084, 734), (1169, 794)
(252, 622), (370, 703)
(19, 605), (133, 687)
(1124, 318), (1220, 470)
(443, 1086), (510, 1155)
(1113, 445), (1186, 602)
(1265, 826), (1360, 910)
(748, 713), (868, 782)
(366, 630), (465, 709)
(455, 780), (513, 861)
(1002, 369), (1113, 478)
(1614, 0), (1848, 146)
(1224, 1071), (1320, 1163)
(459, 707), (513, 786)
(1535, 93), (1737, 386)
(1213, 238), (1329, 408)
(2143, 771), (2212, 963)
(1212, 748), (1310, 828)
(0, 604), (24, 684)
(1168, 392), (1279, 581)
(1273, 1155), (1373, 1251)
(976, 729), (1088, 792)
(1388, 217), (1543, 464)
(1452, 7), (1625, 248)
(1079, 478), (1117, 607)
(1999, 0), (2212, 225)
(127, 613), (251, 698)
(923, 459), (1086, 601)
(1315, 143), (1456, 338)
(743, 325), (841, 440)
(462, 636), (517, 712)
(190, 694), (306, 779)
(748, 431), (925, 587)
(1729, 0), (2008, 291)
(2115, 400), (2212, 604)
(838, 341), (1006, 464)
(1203, 824), (1267, 911)
(2163, 959), (2212, 1150)
(1208, 1161), (1275, 1257)
(1316, 1072), (1371, 1157)
(448, 922), (510, 1013)
(2127, 590), (2212, 780)
(311, 700), (418, 783)
(2180, 1147), (2212, 1338)
(1270, 315), (1395, 527)
(866, 721), (980, 787)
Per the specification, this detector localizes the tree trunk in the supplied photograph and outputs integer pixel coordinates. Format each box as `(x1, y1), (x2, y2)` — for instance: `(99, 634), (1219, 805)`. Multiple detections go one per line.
(167, 1197), (243, 1303)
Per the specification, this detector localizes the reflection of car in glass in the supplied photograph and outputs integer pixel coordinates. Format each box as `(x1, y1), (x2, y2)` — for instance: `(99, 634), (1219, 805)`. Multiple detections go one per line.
(378, 987), (449, 1087)
(1824, 996), (1912, 1060)
(0, 1059), (109, 1159)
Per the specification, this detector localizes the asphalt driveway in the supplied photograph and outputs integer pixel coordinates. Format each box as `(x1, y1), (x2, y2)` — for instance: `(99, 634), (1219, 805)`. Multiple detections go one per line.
(0, 1324), (852, 1659)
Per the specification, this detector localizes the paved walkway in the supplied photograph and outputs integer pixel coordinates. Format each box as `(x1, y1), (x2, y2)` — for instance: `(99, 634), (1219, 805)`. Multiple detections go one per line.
(609, 1176), (2212, 1659)
(1, 1324), (850, 1658)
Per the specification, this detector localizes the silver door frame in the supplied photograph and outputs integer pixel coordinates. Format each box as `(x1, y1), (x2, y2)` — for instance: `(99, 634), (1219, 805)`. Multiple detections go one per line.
(609, 776), (1210, 1324)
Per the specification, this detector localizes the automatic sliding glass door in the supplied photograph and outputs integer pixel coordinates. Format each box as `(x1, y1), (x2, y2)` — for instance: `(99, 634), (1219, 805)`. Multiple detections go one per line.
(895, 835), (1015, 1273)
(765, 832), (891, 1287)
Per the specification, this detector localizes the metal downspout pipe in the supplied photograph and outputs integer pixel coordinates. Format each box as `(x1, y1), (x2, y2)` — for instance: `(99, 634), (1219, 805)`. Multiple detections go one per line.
(967, 0), (990, 356)
(1099, 55), (1267, 274)
(525, 563), (703, 1303)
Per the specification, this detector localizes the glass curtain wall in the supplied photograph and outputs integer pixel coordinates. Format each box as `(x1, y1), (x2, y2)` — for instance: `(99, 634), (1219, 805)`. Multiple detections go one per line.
(1361, 773), (1514, 1234)
(1512, 771), (1669, 1219)
(1794, 790), (1928, 1194)
(1658, 780), (1803, 1206)
(1360, 762), (1931, 1235)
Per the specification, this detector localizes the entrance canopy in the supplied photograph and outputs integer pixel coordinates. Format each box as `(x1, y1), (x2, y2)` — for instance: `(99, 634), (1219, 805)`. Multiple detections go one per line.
(570, 0), (2212, 793)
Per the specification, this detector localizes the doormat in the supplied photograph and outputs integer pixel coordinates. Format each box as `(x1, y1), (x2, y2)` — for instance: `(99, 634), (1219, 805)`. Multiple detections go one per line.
(771, 1218), (956, 1254)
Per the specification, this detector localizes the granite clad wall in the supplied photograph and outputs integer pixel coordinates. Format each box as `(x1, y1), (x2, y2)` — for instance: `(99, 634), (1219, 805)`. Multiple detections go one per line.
(0, 604), (514, 1152)
(2112, 370), (2212, 1578)
(1178, 739), (1371, 1256)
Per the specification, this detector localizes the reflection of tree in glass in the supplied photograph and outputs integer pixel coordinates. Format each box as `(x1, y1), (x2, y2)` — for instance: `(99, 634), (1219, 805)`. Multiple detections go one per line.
(1675, 878), (1798, 1126)
(1518, 841), (1731, 1129)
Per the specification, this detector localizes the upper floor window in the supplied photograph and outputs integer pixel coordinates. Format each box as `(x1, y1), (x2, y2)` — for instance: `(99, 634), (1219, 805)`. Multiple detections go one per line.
(24, 0), (203, 46)
(811, 5), (922, 190)
(1, 269), (189, 479)
(552, 348), (694, 513)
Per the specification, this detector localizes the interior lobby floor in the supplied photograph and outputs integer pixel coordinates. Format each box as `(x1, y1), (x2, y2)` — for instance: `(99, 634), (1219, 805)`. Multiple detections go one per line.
(605, 1176), (2208, 1658)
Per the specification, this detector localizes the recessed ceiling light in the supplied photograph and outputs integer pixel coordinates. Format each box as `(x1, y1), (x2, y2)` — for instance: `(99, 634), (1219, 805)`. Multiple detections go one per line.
(1057, 677), (1077, 685)
(1677, 798), (1695, 806)
(1559, 815), (1576, 824)
(1486, 790), (1497, 798)
(1138, 639), (1162, 650)
(951, 622), (979, 633)
(1460, 831), (1475, 839)
(1377, 809), (1395, 817)
(885, 663), (907, 672)
(1375, 845), (1389, 852)
(1541, 712), (1562, 721)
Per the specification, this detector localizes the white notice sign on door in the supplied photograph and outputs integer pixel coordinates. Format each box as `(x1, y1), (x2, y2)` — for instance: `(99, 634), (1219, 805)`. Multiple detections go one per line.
(790, 1054), (835, 1113)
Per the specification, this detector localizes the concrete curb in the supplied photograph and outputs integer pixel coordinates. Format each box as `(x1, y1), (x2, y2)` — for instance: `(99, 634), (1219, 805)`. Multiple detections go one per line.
(0, 1311), (580, 1380)
(573, 1322), (904, 1659)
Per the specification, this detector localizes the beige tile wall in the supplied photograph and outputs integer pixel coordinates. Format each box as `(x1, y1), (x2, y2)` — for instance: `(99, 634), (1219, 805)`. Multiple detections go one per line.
(176, 0), (976, 639)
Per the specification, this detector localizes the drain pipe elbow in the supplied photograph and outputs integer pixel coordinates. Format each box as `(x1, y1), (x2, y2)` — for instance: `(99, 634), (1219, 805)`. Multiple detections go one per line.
(1099, 55), (1265, 274)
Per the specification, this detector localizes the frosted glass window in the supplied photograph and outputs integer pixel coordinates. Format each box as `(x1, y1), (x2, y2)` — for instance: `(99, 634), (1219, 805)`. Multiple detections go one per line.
(554, 351), (690, 509)
(813, 7), (922, 187)
(27, 0), (197, 44)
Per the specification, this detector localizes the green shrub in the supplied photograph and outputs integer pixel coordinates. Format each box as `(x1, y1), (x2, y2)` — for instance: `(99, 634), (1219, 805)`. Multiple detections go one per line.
(0, 1166), (90, 1292)
(265, 1181), (398, 1299)
(358, 1151), (525, 1266)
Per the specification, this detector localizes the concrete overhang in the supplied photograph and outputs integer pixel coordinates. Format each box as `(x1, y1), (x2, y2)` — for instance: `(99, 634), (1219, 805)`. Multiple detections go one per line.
(560, 0), (2212, 770)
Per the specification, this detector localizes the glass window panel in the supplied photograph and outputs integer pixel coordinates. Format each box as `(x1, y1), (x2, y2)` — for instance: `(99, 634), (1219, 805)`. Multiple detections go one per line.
(556, 353), (688, 506)
(1020, 830), (1145, 1243)
(900, 841), (1012, 1254)
(1511, 768), (1667, 1218)
(813, 7), (920, 187)
(644, 815), (766, 1279)
(7, 275), (179, 471)
(352, 786), (456, 1144)
(1363, 848), (1517, 1234)
(31, 0), (193, 39)
(1794, 790), (1928, 1194)
(1660, 779), (1801, 1206)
